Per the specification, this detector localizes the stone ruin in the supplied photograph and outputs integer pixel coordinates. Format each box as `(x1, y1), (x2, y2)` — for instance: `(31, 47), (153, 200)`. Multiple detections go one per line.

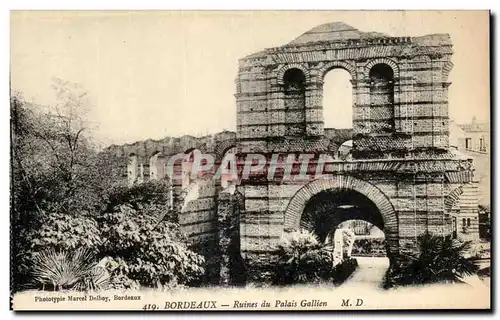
(109, 22), (480, 284)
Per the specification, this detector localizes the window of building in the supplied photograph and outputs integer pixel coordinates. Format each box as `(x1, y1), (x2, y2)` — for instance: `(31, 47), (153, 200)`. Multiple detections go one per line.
(368, 63), (395, 134)
(452, 217), (457, 239)
(465, 138), (472, 150)
(479, 137), (485, 152)
(283, 68), (306, 136)
(323, 68), (352, 129)
(150, 152), (166, 181)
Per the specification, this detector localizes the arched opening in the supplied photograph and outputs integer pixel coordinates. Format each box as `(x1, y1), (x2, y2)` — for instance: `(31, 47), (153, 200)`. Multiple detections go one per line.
(369, 63), (395, 134)
(323, 68), (353, 129)
(339, 220), (387, 258)
(220, 146), (237, 189)
(182, 148), (201, 189)
(301, 189), (385, 243)
(283, 68), (306, 136)
(283, 176), (398, 252)
(300, 188), (390, 282)
(149, 151), (167, 181)
(127, 153), (138, 186)
(337, 139), (353, 160)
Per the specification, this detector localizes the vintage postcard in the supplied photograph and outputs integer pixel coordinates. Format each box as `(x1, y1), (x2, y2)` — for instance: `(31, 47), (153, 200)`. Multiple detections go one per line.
(10, 10), (491, 311)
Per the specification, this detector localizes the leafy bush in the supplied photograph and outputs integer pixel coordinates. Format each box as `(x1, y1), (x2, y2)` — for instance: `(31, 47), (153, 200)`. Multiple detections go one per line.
(104, 181), (173, 215)
(99, 201), (205, 288)
(18, 179), (204, 291)
(384, 232), (479, 288)
(31, 248), (108, 291)
(31, 212), (101, 252)
(13, 211), (102, 290)
(100, 257), (140, 290)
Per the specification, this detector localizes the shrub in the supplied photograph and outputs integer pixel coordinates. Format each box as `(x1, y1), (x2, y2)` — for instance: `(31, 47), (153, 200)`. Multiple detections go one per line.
(100, 257), (140, 290)
(384, 232), (479, 288)
(275, 230), (335, 285)
(30, 212), (101, 252)
(273, 230), (360, 286)
(99, 203), (205, 288)
(10, 91), (191, 291)
(31, 248), (108, 291)
(331, 258), (358, 284)
(105, 181), (173, 215)
(13, 211), (102, 291)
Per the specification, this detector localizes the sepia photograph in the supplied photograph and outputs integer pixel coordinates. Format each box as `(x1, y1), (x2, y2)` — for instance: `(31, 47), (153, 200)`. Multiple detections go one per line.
(9, 10), (491, 311)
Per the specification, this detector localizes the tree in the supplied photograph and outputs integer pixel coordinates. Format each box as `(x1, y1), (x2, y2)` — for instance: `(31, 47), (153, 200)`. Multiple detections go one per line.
(10, 80), (124, 291)
(11, 79), (112, 216)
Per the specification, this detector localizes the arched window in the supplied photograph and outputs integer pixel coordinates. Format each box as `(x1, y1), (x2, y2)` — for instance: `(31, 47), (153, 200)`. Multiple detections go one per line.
(369, 64), (395, 134)
(467, 218), (471, 227)
(283, 68), (306, 136)
(150, 152), (167, 181)
(462, 218), (466, 227)
(323, 69), (353, 129)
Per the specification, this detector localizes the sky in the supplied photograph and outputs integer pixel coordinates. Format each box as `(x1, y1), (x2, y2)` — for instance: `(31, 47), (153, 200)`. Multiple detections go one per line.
(11, 11), (490, 145)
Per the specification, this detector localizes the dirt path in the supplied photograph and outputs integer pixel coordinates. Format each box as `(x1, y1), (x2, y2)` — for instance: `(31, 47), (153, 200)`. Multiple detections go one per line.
(341, 256), (390, 288)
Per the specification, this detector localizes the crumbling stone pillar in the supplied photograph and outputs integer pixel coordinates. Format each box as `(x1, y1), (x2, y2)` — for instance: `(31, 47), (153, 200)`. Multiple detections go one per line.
(216, 188), (245, 286)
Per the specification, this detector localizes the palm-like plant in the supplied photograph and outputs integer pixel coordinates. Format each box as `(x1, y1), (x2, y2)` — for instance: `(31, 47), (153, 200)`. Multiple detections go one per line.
(417, 233), (478, 282)
(386, 232), (479, 287)
(276, 230), (333, 284)
(31, 248), (109, 291)
(279, 229), (321, 256)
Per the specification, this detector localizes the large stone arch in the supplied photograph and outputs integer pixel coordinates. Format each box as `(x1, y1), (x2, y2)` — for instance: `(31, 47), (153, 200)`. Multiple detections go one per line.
(318, 61), (357, 82)
(214, 138), (237, 161)
(283, 175), (398, 250)
(445, 185), (464, 213)
(276, 63), (311, 85)
(442, 61), (454, 81)
(364, 58), (400, 79)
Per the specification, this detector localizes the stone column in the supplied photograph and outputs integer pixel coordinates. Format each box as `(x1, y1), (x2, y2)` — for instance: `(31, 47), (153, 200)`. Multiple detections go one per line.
(305, 81), (323, 136)
(396, 57), (414, 135)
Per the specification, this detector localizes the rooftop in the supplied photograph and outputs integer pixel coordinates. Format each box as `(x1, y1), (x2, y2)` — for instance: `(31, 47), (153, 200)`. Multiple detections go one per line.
(458, 117), (490, 133)
(241, 21), (452, 61)
(287, 22), (388, 45)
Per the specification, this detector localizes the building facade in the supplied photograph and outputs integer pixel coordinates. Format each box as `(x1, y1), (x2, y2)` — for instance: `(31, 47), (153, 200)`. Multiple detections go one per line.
(450, 117), (490, 238)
